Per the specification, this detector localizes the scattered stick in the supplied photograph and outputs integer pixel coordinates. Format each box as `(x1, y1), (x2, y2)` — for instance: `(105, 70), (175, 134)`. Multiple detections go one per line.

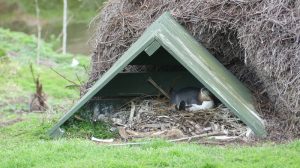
(169, 132), (225, 142)
(50, 67), (79, 87)
(125, 129), (168, 138)
(147, 77), (170, 99)
(91, 137), (114, 143)
(29, 64), (48, 112)
(75, 73), (83, 85)
(101, 132), (226, 147)
(107, 142), (148, 147)
(197, 141), (226, 145)
(128, 101), (135, 125)
(125, 129), (140, 137)
(118, 127), (129, 140)
(208, 136), (240, 141)
(74, 115), (85, 121)
(30, 63), (36, 83)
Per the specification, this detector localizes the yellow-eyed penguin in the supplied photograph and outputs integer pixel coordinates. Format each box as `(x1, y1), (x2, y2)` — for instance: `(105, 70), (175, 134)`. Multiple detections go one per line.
(170, 87), (214, 111)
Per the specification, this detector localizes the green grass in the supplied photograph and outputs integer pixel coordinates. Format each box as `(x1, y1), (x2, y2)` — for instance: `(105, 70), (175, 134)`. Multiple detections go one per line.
(62, 119), (118, 139)
(0, 28), (90, 65)
(1, 28), (300, 168)
(0, 27), (89, 112)
(0, 114), (300, 168)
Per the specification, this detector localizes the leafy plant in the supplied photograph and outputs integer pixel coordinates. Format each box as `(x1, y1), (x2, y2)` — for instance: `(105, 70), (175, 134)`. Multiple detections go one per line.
(63, 119), (118, 139)
(0, 48), (6, 57)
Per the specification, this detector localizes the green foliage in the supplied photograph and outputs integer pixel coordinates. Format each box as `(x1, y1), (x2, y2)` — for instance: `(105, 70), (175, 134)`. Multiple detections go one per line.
(4, 0), (105, 22)
(63, 120), (118, 139)
(0, 113), (57, 141)
(0, 27), (89, 111)
(0, 47), (5, 57)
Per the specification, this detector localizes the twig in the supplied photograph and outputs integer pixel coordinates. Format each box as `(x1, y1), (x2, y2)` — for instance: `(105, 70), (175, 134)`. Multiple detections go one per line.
(50, 67), (79, 86)
(65, 84), (80, 89)
(29, 63), (48, 112)
(74, 115), (85, 121)
(117, 94), (153, 110)
(197, 141), (226, 145)
(147, 77), (170, 99)
(107, 142), (148, 146)
(82, 64), (89, 75)
(102, 132), (225, 147)
(75, 73), (83, 85)
(91, 137), (114, 143)
(29, 63), (37, 83)
(128, 101), (136, 125)
(169, 132), (225, 142)
(118, 127), (129, 140)
(208, 136), (240, 141)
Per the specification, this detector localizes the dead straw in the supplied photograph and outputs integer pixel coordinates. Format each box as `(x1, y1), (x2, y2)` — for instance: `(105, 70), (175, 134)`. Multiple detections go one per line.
(85, 0), (300, 140)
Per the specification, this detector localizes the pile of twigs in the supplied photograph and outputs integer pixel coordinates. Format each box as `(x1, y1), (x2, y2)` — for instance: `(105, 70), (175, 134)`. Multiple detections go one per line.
(105, 99), (249, 142)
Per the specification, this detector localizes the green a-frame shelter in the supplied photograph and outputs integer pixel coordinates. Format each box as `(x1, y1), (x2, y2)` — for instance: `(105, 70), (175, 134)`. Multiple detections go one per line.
(48, 12), (266, 138)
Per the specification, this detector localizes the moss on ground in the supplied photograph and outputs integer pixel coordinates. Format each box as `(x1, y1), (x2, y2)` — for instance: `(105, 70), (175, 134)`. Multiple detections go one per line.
(63, 119), (118, 139)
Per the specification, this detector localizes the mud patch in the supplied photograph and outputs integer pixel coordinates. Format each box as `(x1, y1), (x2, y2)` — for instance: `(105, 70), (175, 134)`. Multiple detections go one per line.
(0, 118), (24, 127)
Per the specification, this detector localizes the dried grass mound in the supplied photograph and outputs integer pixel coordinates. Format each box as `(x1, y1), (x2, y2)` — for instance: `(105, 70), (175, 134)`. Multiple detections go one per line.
(86, 0), (300, 139)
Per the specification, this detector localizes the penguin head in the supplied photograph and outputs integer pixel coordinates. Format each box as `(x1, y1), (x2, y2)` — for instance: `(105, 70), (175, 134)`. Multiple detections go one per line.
(200, 88), (212, 101)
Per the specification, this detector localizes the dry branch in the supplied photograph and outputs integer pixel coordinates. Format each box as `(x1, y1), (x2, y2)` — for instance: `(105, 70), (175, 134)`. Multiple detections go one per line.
(169, 132), (224, 142)
(29, 64), (48, 112)
(103, 132), (226, 147)
(50, 67), (80, 87)
(128, 101), (135, 125)
(147, 77), (170, 99)
(91, 137), (114, 143)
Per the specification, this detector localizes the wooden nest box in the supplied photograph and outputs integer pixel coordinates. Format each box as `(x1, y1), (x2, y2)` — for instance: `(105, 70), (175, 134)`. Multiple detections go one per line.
(48, 12), (266, 138)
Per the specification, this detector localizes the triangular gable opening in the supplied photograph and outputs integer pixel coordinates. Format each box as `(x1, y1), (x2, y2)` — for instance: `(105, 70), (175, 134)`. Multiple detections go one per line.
(48, 12), (266, 138)
(97, 46), (206, 98)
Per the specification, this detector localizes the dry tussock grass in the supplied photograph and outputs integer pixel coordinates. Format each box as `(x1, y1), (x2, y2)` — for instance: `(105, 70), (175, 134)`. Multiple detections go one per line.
(85, 0), (300, 140)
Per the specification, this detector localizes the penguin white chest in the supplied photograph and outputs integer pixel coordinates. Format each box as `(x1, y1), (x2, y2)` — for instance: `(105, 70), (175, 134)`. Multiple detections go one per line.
(186, 101), (214, 112)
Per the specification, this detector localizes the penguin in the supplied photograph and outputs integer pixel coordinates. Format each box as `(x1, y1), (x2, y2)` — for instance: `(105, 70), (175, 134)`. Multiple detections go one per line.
(170, 87), (214, 111)
(170, 87), (201, 110)
(186, 88), (214, 111)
